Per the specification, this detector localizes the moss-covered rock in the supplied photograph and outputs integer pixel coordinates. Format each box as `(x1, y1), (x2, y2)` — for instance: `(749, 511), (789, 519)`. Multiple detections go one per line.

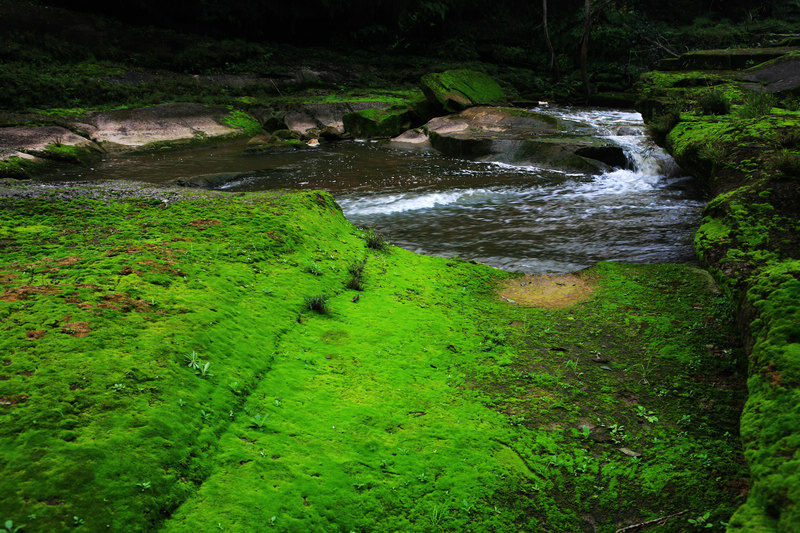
(419, 69), (507, 114)
(342, 106), (416, 139)
(637, 51), (800, 531)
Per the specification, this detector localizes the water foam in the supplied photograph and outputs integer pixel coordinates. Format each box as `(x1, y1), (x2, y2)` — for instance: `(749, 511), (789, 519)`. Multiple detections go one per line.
(340, 188), (498, 216)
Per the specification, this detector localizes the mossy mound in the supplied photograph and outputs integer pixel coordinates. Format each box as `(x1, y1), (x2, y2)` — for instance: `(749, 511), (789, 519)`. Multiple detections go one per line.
(0, 183), (747, 532)
(419, 69), (507, 114)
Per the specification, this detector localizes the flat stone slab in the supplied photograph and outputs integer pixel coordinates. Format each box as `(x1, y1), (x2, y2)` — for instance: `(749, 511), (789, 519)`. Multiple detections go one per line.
(84, 103), (238, 148)
(0, 126), (95, 161)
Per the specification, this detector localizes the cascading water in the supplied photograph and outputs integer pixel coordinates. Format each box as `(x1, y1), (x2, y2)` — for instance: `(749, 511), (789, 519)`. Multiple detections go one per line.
(336, 107), (702, 273)
(50, 106), (703, 274)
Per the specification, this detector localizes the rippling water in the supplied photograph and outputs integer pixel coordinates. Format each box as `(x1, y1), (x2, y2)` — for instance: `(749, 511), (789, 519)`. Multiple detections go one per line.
(53, 106), (704, 273)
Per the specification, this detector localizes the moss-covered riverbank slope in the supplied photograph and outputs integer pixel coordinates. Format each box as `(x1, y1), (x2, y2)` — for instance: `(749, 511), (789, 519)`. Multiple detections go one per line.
(0, 181), (746, 532)
(637, 49), (800, 531)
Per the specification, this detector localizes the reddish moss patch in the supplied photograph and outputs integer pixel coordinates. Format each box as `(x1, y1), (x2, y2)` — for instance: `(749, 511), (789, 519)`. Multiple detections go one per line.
(189, 218), (221, 230)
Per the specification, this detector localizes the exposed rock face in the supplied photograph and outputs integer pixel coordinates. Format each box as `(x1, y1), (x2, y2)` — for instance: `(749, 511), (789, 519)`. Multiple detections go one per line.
(84, 103), (240, 148)
(739, 51), (800, 93)
(411, 106), (625, 173)
(420, 69), (507, 114)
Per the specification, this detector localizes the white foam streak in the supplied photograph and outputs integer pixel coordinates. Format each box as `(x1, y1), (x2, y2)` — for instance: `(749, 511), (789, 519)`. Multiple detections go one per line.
(341, 189), (496, 215)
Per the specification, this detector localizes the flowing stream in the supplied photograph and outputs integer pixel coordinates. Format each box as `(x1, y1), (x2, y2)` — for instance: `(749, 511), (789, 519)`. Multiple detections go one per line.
(53, 106), (704, 273)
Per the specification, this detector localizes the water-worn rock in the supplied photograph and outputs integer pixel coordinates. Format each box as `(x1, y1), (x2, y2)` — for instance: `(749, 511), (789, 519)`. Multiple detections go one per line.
(172, 172), (253, 189)
(416, 106), (624, 172)
(738, 50), (800, 94)
(250, 101), (394, 136)
(420, 69), (507, 113)
(83, 103), (244, 149)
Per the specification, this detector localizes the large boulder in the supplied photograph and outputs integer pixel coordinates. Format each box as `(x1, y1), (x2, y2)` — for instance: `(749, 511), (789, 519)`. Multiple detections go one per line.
(419, 69), (507, 114)
(411, 106), (625, 173)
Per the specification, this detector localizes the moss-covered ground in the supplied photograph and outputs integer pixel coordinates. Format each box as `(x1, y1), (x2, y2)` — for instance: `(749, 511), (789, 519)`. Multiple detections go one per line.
(1, 184), (747, 532)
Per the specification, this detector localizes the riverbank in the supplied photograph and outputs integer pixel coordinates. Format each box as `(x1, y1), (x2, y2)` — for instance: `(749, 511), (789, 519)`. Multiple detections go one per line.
(637, 46), (800, 530)
(0, 180), (746, 531)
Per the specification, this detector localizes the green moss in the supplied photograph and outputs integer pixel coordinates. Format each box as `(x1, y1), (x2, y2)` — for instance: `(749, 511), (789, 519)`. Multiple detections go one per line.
(0, 156), (40, 178)
(420, 69), (506, 113)
(221, 109), (262, 136)
(0, 188), (747, 532)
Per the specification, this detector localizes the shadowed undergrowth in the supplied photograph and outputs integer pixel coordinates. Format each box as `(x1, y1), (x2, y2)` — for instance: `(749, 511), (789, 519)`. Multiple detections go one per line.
(0, 185), (746, 532)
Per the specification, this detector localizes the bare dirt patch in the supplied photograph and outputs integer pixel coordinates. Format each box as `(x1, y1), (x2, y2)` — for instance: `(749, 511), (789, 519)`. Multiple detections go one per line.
(497, 272), (597, 309)
(62, 321), (91, 337)
(0, 284), (61, 301)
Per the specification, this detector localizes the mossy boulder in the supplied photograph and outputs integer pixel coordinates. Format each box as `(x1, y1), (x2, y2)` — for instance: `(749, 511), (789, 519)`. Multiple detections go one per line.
(242, 131), (306, 153)
(419, 69), (507, 114)
(342, 106), (416, 139)
(0, 125), (102, 176)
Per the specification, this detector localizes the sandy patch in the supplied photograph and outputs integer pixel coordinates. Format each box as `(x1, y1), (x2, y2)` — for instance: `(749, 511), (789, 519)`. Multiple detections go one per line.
(497, 272), (596, 309)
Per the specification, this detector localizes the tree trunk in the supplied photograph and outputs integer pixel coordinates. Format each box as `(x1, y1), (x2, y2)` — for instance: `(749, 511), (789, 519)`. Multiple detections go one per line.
(542, 0), (560, 81)
(579, 0), (613, 104)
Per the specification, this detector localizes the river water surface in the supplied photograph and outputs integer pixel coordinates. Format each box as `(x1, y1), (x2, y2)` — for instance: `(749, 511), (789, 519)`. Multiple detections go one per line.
(55, 106), (704, 273)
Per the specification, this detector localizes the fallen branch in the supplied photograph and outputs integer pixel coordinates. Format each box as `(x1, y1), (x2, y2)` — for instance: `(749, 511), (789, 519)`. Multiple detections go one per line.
(614, 510), (689, 533)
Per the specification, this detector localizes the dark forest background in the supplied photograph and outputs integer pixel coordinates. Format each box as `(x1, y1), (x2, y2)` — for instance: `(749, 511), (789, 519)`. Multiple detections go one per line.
(2, 0), (799, 109)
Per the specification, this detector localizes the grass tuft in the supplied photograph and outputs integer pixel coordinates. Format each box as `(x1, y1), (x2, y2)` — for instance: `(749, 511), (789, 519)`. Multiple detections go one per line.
(304, 293), (330, 313)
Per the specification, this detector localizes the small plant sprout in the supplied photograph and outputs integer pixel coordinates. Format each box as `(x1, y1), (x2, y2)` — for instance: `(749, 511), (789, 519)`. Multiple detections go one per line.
(185, 351), (201, 370)
(306, 262), (323, 276)
(229, 381), (241, 394)
(198, 361), (212, 378)
(4, 520), (24, 533)
(687, 511), (713, 529)
(250, 413), (269, 430)
(634, 405), (659, 423)
(609, 424), (626, 445)
(136, 481), (151, 492)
